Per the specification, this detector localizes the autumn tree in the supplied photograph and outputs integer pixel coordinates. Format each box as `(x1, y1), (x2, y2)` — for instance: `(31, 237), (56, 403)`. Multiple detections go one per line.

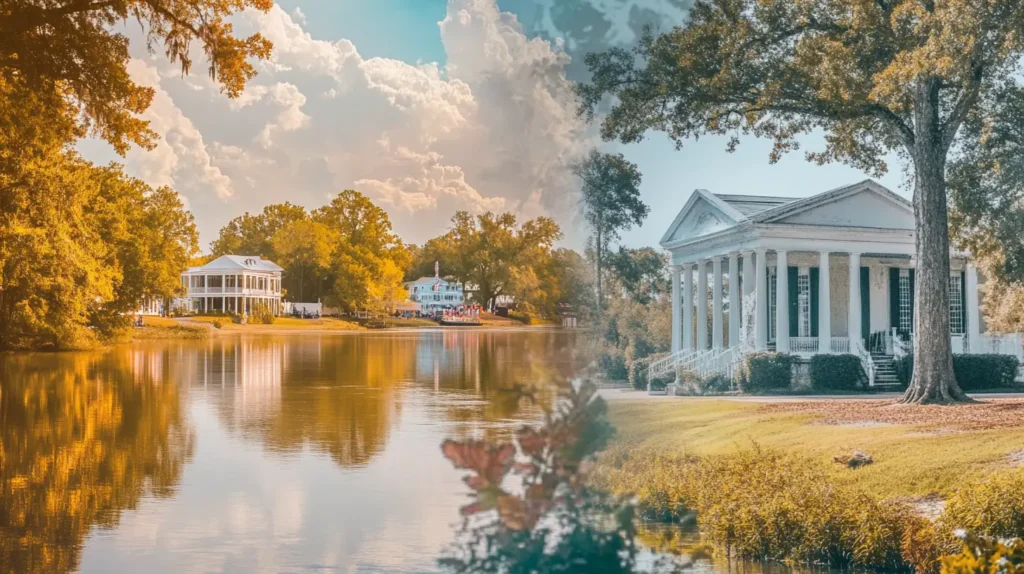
(0, 0), (275, 154)
(272, 219), (336, 302)
(210, 202), (308, 259)
(573, 150), (647, 313)
(417, 211), (563, 310)
(607, 247), (669, 305)
(577, 0), (1024, 404)
(313, 190), (410, 314)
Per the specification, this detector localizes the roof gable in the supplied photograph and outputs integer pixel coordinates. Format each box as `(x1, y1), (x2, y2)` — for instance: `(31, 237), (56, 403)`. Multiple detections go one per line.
(754, 180), (913, 230)
(194, 255), (283, 272)
(660, 189), (744, 245)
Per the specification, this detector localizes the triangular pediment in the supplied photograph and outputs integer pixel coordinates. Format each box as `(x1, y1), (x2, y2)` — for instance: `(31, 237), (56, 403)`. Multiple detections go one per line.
(661, 190), (742, 245)
(757, 181), (914, 230)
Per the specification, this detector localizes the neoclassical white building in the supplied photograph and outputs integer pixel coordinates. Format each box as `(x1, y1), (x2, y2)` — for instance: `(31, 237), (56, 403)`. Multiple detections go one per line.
(174, 255), (283, 315)
(654, 180), (1021, 387)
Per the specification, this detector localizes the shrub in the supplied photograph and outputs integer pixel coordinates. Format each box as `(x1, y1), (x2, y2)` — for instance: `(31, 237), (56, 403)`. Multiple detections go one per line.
(941, 533), (1024, 574)
(942, 470), (1024, 539)
(249, 303), (276, 325)
(809, 354), (864, 390)
(672, 371), (734, 395)
(629, 354), (663, 390)
(738, 352), (793, 392)
(598, 349), (629, 381)
(212, 320), (223, 329)
(594, 447), (933, 570)
(893, 354), (1019, 390)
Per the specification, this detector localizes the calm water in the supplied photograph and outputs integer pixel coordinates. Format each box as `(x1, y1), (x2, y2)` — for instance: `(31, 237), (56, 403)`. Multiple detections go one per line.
(1, 330), (836, 574)
(0, 331), (578, 573)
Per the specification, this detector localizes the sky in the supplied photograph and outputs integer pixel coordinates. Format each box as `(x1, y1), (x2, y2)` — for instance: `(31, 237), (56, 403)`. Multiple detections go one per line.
(77, 0), (906, 253)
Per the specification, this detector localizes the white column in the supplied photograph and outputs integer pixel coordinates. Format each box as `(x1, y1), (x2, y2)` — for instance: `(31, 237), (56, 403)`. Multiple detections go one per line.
(966, 264), (982, 353)
(775, 250), (790, 353)
(755, 249), (768, 350)
(712, 257), (724, 349)
(682, 264), (694, 351)
(849, 252), (862, 349)
(696, 261), (708, 350)
(818, 252), (832, 353)
(671, 265), (682, 354)
(729, 253), (740, 347)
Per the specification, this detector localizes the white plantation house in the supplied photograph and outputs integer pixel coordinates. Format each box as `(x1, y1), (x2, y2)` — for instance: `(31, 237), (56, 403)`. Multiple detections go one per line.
(174, 255), (284, 315)
(406, 263), (465, 313)
(650, 180), (1023, 388)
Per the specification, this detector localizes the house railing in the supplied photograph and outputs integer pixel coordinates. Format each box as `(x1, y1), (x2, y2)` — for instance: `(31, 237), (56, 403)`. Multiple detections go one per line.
(977, 333), (1024, 359)
(790, 337), (818, 354)
(830, 337), (851, 353)
(854, 340), (875, 387)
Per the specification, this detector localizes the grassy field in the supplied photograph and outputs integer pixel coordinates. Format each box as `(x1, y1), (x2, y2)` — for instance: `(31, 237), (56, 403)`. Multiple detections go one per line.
(603, 397), (1024, 499)
(131, 316), (209, 340)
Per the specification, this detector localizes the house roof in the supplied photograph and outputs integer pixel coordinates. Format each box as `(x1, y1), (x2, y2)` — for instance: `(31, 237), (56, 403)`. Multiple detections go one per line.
(661, 179), (915, 248)
(713, 194), (797, 216)
(189, 255), (283, 273)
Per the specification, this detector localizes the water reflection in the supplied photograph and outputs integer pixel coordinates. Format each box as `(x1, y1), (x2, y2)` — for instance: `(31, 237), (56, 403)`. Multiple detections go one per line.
(0, 351), (192, 574)
(0, 331), (580, 573)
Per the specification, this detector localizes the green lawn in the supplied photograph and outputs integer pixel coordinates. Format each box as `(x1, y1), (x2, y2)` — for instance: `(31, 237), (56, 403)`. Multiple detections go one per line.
(604, 398), (1024, 499)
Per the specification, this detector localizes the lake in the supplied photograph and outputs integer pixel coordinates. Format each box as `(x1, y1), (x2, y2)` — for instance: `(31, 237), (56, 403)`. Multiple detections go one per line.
(1, 330), (836, 574)
(0, 330), (583, 573)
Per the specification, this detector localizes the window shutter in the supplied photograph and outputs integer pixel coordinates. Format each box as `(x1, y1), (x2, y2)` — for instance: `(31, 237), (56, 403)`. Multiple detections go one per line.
(960, 271), (968, 335)
(860, 267), (871, 340)
(889, 268), (900, 335)
(788, 266), (799, 337)
(810, 268), (819, 337)
(909, 269), (916, 332)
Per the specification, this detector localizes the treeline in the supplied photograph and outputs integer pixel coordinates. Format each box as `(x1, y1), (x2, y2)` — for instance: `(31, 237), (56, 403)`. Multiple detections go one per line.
(208, 200), (593, 319)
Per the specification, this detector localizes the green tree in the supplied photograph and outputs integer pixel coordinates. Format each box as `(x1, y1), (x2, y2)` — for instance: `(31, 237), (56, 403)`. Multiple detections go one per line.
(572, 150), (647, 313)
(313, 190), (409, 314)
(607, 247), (668, 305)
(419, 212), (562, 310)
(577, 0), (1024, 404)
(210, 202), (308, 258)
(272, 219), (336, 302)
(0, 0), (275, 154)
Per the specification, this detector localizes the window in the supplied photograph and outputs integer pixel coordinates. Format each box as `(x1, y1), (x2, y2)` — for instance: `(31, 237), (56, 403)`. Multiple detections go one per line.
(797, 269), (811, 337)
(767, 267), (777, 342)
(899, 269), (913, 333)
(949, 274), (964, 334)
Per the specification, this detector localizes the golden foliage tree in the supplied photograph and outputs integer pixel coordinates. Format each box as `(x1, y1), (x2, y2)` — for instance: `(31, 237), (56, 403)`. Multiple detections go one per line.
(0, 0), (275, 154)
(578, 0), (1024, 403)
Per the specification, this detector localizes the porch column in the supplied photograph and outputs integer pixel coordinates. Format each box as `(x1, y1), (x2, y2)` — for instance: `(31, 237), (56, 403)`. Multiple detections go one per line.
(849, 252), (862, 349)
(697, 260), (708, 350)
(966, 264), (982, 353)
(671, 265), (682, 354)
(682, 264), (694, 351)
(729, 253), (740, 347)
(818, 251), (832, 353)
(755, 249), (768, 350)
(775, 250), (790, 353)
(712, 257), (724, 349)
(742, 251), (755, 336)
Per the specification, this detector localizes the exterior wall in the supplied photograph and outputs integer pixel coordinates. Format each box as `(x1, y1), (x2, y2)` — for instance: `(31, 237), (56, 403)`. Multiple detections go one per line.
(868, 264), (889, 334)
(831, 257), (850, 337)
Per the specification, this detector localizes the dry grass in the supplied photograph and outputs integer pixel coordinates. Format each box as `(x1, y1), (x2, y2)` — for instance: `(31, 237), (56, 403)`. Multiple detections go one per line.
(604, 398), (1024, 499)
(759, 399), (1024, 431)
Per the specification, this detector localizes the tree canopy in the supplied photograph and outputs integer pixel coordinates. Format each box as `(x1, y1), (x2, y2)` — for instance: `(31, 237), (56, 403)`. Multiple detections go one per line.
(573, 149), (647, 312)
(578, 0), (1024, 403)
(0, 0), (274, 154)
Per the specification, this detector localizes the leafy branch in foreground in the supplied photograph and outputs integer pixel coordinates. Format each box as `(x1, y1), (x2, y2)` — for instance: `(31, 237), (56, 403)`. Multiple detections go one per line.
(439, 381), (684, 574)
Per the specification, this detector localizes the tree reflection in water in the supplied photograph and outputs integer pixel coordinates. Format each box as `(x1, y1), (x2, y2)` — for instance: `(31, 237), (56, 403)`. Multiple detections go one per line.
(197, 331), (578, 468)
(0, 350), (192, 574)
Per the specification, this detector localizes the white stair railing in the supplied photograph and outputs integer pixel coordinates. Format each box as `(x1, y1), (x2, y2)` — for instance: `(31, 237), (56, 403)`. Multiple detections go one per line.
(854, 340), (875, 387)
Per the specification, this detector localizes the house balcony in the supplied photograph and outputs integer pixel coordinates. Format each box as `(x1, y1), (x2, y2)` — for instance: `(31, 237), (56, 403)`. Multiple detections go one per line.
(186, 287), (280, 297)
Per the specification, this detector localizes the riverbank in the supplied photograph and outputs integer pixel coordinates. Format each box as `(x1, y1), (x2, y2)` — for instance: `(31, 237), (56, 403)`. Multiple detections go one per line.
(131, 313), (558, 339)
(600, 396), (1024, 499)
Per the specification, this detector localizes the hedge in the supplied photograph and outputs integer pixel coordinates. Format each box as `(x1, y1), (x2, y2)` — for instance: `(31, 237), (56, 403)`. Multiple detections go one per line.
(628, 355), (665, 391)
(738, 352), (793, 392)
(809, 354), (864, 390)
(894, 354), (1020, 390)
(598, 351), (628, 381)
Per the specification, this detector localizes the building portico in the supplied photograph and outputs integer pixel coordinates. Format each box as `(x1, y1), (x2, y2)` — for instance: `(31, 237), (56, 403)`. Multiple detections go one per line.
(656, 180), (997, 386)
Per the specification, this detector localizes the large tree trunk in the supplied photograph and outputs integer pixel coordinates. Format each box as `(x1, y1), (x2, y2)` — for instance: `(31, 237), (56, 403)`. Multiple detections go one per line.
(900, 80), (971, 404)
